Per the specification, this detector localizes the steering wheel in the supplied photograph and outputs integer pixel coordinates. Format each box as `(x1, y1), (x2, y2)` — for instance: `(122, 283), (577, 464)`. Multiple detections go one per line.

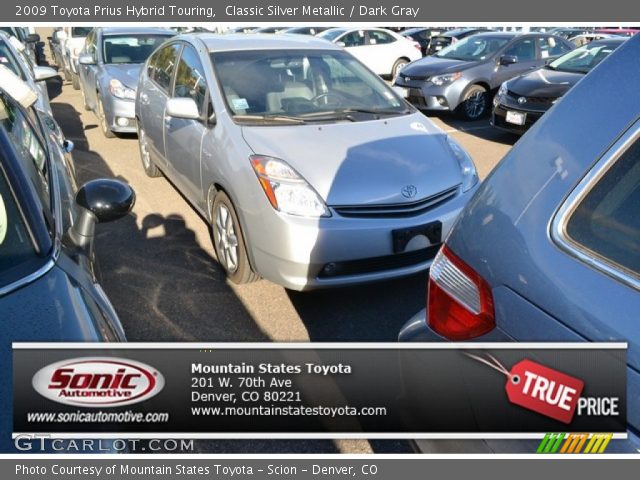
(311, 92), (344, 106)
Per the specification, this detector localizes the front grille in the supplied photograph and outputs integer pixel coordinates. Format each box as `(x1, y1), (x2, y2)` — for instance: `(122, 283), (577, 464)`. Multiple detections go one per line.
(398, 72), (429, 82)
(333, 186), (459, 218)
(507, 90), (556, 105)
(318, 244), (441, 278)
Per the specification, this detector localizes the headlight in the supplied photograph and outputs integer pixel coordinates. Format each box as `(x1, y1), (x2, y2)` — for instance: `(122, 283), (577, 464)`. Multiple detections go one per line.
(250, 155), (330, 217)
(446, 136), (478, 193)
(108, 79), (136, 100)
(431, 72), (462, 86)
(498, 82), (508, 98)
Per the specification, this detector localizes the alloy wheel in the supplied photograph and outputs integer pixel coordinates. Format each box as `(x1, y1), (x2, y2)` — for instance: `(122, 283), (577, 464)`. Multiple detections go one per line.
(214, 204), (239, 273)
(465, 91), (486, 119)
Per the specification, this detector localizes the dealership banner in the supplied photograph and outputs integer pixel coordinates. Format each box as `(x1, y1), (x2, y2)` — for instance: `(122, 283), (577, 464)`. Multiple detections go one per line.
(3, 0), (640, 22)
(13, 343), (627, 438)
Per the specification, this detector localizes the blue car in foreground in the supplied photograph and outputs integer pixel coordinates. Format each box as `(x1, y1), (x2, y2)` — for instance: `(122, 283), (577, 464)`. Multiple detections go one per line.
(400, 34), (640, 452)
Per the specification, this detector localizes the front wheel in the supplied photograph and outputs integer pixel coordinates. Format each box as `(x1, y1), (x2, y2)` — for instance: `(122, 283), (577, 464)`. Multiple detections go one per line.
(71, 73), (80, 90)
(97, 97), (116, 138)
(211, 191), (259, 284)
(456, 85), (488, 121)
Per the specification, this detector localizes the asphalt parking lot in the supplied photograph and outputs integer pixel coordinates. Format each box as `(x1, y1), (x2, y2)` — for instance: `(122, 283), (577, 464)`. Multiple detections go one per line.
(46, 62), (515, 453)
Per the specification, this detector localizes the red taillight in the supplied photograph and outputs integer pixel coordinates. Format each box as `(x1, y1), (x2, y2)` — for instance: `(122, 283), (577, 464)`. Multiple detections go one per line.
(427, 245), (495, 340)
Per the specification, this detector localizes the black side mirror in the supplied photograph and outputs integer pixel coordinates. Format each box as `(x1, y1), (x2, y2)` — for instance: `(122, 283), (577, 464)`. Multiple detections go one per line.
(26, 33), (40, 44)
(69, 179), (135, 247)
(499, 54), (518, 66)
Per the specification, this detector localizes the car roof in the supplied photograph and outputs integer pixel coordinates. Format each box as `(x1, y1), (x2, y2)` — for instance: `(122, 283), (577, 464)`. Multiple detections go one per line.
(99, 27), (175, 36)
(440, 28), (491, 37)
(588, 37), (627, 46)
(191, 33), (341, 52)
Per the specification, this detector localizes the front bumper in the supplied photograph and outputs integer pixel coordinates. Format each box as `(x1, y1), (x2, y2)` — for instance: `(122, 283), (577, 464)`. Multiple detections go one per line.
(247, 186), (475, 291)
(491, 99), (549, 135)
(394, 77), (467, 112)
(103, 95), (137, 133)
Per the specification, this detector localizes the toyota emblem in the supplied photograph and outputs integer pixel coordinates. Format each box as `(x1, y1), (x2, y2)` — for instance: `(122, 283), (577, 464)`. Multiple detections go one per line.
(401, 185), (418, 199)
(517, 96), (527, 104)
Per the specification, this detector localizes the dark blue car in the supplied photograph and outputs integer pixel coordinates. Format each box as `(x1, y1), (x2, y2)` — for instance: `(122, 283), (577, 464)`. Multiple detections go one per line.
(0, 82), (134, 451)
(400, 34), (640, 452)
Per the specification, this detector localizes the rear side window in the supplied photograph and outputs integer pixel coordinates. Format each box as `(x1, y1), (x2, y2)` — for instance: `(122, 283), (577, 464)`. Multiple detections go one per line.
(566, 136), (640, 279)
(368, 31), (395, 45)
(152, 43), (181, 93)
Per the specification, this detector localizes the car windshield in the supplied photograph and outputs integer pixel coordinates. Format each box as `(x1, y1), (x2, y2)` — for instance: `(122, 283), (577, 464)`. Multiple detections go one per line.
(0, 163), (37, 289)
(548, 42), (618, 73)
(318, 29), (347, 42)
(102, 34), (172, 65)
(211, 49), (410, 124)
(71, 27), (92, 37)
(435, 35), (511, 61)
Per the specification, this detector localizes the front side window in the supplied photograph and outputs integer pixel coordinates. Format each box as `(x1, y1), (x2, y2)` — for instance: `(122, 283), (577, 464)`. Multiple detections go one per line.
(152, 43), (181, 93)
(0, 164), (37, 288)
(0, 40), (26, 80)
(0, 92), (49, 212)
(565, 135), (640, 280)
(174, 46), (207, 115)
(212, 49), (408, 121)
(539, 36), (572, 58)
(102, 34), (172, 65)
(340, 31), (367, 47)
(503, 38), (537, 61)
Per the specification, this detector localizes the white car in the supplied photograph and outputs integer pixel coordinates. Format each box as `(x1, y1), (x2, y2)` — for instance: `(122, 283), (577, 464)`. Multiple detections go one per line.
(318, 27), (421, 78)
(57, 27), (92, 90)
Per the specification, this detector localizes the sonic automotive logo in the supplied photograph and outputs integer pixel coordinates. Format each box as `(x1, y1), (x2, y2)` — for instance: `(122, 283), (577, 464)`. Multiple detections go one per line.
(32, 358), (164, 407)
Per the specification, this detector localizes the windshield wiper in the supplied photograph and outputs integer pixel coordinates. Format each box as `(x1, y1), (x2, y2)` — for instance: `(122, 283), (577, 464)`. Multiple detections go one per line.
(299, 108), (410, 121)
(233, 114), (307, 125)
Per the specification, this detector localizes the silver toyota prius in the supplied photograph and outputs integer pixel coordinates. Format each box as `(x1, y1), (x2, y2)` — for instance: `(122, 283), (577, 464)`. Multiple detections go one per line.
(135, 34), (479, 290)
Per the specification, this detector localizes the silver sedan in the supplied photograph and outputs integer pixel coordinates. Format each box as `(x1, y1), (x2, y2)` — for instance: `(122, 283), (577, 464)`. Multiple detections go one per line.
(135, 34), (479, 290)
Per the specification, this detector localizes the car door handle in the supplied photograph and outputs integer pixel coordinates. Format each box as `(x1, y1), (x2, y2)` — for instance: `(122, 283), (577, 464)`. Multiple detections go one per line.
(139, 93), (149, 104)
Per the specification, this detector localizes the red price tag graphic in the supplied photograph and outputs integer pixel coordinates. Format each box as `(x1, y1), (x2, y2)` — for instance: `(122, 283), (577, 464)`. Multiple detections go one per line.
(465, 354), (584, 424)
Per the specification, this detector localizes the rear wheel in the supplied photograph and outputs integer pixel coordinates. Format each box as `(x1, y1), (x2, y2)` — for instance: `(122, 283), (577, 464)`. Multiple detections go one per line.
(392, 58), (410, 78)
(137, 125), (161, 177)
(97, 96), (115, 138)
(80, 85), (90, 111)
(211, 191), (259, 284)
(456, 84), (489, 121)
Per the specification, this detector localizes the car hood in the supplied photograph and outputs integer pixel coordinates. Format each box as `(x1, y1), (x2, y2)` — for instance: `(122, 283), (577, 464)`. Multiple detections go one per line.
(400, 56), (479, 77)
(103, 64), (142, 90)
(240, 113), (464, 206)
(508, 68), (583, 98)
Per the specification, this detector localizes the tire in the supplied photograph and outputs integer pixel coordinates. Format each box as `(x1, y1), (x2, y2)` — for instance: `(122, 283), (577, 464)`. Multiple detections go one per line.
(211, 191), (259, 284)
(456, 84), (489, 121)
(97, 96), (116, 138)
(137, 125), (161, 177)
(71, 72), (80, 90)
(63, 66), (71, 81)
(392, 58), (410, 78)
